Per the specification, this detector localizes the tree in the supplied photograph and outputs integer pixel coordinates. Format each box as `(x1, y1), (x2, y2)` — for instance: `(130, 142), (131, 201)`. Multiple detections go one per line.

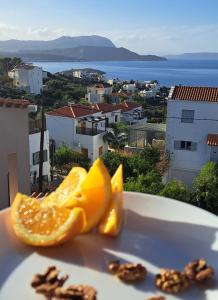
(192, 162), (218, 214)
(103, 129), (127, 151)
(124, 171), (163, 194)
(54, 144), (90, 173)
(160, 179), (189, 202)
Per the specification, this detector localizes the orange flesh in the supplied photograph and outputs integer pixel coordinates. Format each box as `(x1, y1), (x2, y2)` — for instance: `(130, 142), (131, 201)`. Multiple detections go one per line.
(19, 197), (71, 235)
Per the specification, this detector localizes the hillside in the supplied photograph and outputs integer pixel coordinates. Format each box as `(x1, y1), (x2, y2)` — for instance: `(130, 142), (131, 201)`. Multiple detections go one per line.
(0, 35), (115, 52)
(167, 52), (218, 60)
(0, 46), (166, 62)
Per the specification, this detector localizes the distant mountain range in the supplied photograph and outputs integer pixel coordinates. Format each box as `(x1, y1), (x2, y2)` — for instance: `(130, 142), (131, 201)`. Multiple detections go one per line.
(0, 35), (166, 62)
(167, 52), (218, 60)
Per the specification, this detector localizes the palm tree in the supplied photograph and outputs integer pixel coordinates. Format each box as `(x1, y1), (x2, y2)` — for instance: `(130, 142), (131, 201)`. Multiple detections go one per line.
(103, 129), (127, 151)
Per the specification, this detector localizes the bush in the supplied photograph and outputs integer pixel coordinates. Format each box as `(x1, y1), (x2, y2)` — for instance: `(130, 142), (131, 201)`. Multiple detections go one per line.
(192, 162), (218, 214)
(54, 144), (90, 171)
(124, 170), (163, 194)
(160, 179), (190, 202)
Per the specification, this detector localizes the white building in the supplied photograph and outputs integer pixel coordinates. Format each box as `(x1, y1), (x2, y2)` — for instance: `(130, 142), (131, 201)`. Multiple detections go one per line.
(8, 64), (43, 94)
(86, 84), (113, 103)
(139, 89), (156, 99)
(92, 103), (121, 125)
(29, 130), (51, 184)
(122, 83), (137, 94)
(115, 102), (147, 125)
(46, 104), (108, 162)
(166, 85), (218, 186)
(0, 98), (30, 209)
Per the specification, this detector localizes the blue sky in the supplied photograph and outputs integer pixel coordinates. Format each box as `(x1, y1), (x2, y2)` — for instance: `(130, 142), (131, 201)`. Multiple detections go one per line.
(0, 0), (217, 54)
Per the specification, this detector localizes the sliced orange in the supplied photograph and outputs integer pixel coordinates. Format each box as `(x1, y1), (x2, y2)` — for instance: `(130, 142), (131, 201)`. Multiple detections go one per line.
(43, 167), (87, 206)
(11, 193), (86, 246)
(63, 159), (112, 233)
(98, 164), (123, 236)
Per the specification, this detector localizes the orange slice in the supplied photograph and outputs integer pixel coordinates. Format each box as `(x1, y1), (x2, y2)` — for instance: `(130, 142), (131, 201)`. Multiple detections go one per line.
(11, 193), (86, 246)
(98, 164), (123, 236)
(63, 159), (112, 233)
(43, 167), (87, 206)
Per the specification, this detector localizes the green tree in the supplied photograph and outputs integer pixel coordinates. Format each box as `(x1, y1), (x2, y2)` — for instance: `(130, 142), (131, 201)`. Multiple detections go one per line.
(54, 144), (90, 173)
(192, 162), (218, 214)
(160, 179), (189, 202)
(103, 129), (127, 151)
(124, 171), (163, 194)
(102, 151), (124, 176)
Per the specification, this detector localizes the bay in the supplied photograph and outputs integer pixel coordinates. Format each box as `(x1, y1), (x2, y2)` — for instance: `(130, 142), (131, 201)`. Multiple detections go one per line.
(35, 59), (218, 87)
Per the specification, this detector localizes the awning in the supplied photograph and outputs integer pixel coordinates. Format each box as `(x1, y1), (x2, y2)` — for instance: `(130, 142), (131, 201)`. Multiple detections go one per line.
(207, 134), (218, 146)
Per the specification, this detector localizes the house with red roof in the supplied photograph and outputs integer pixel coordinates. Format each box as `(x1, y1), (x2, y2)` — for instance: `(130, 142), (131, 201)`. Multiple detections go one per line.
(0, 98), (30, 209)
(92, 103), (121, 124)
(46, 104), (109, 162)
(166, 85), (218, 185)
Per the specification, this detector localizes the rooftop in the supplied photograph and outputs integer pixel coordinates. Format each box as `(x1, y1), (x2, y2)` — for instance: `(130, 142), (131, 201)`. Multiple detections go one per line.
(207, 134), (218, 146)
(46, 104), (99, 118)
(93, 103), (121, 113)
(0, 98), (30, 108)
(11, 64), (36, 70)
(171, 86), (218, 103)
(114, 101), (142, 112)
(129, 122), (166, 132)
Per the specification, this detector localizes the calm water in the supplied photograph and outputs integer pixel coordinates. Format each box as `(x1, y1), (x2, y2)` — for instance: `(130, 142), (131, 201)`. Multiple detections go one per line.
(35, 60), (218, 87)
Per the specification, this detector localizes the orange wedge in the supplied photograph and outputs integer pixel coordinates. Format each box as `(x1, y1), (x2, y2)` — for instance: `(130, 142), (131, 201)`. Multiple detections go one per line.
(98, 164), (123, 236)
(43, 167), (87, 206)
(63, 159), (112, 233)
(11, 193), (86, 246)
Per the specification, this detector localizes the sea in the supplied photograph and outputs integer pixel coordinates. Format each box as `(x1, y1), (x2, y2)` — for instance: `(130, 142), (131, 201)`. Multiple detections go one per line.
(34, 59), (218, 87)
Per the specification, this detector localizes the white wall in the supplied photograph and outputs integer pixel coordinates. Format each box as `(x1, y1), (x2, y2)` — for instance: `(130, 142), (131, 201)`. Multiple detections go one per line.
(29, 130), (50, 183)
(46, 115), (75, 148)
(166, 100), (218, 185)
(0, 106), (30, 209)
(9, 66), (43, 94)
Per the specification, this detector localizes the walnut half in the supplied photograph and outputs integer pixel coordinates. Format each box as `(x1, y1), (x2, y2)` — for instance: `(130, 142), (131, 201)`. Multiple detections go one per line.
(184, 259), (214, 282)
(116, 262), (147, 283)
(155, 269), (189, 294)
(52, 285), (97, 300)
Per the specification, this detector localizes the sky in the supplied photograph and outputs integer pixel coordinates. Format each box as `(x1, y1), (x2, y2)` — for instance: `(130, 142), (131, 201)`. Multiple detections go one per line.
(0, 0), (218, 55)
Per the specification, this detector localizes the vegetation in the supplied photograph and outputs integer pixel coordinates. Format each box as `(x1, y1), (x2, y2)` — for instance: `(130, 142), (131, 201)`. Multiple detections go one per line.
(160, 179), (190, 202)
(192, 162), (218, 214)
(54, 144), (90, 173)
(0, 57), (22, 75)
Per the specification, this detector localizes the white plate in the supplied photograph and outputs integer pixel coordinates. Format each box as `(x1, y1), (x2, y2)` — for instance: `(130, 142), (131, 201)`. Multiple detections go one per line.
(0, 192), (218, 300)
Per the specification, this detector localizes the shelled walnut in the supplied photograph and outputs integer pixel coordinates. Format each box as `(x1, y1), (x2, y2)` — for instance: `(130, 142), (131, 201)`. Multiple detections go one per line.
(155, 269), (189, 294)
(184, 259), (214, 282)
(108, 260), (147, 283)
(52, 285), (97, 300)
(31, 266), (69, 298)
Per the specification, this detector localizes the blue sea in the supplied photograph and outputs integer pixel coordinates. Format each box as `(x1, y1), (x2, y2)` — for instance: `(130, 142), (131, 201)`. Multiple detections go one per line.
(35, 59), (218, 87)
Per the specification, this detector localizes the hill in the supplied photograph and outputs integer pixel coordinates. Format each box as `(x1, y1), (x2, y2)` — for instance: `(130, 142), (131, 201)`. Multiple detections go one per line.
(167, 52), (218, 60)
(0, 35), (115, 52)
(0, 46), (166, 62)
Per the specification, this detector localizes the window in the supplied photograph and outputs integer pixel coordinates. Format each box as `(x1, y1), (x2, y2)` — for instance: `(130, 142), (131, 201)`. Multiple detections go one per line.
(115, 115), (118, 123)
(32, 150), (48, 165)
(174, 140), (197, 151)
(181, 110), (194, 123)
(99, 146), (103, 156)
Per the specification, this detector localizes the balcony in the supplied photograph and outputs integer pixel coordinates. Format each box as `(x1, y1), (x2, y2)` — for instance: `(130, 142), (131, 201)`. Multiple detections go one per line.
(76, 126), (106, 136)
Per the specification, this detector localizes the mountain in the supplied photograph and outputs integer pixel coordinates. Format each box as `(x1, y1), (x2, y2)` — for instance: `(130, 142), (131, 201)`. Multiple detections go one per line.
(0, 46), (166, 62)
(0, 35), (115, 52)
(167, 52), (218, 60)
(0, 35), (167, 62)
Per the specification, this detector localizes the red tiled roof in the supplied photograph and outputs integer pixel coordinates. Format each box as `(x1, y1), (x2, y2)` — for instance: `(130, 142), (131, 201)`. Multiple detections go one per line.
(46, 104), (99, 118)
(93, 103), (121, 113)
(207, 134), (218, 146)
(171, 86), (218, 102)
(0, 98), (30, 108)
(114, 101), (141, 112)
